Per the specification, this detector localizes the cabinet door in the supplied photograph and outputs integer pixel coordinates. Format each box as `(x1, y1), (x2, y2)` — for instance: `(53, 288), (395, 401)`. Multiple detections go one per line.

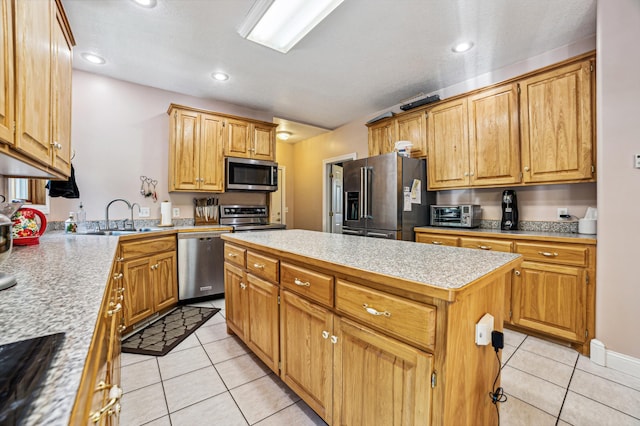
(51, 4), (73, 176)
(224, 262), (247, 339)
(14, 0), (53, 165)
(280, 290), (333, 424)
(123, 257), (155, 327)
(252, 123), (275, 161)
(519, 59), (594, 183)
(199, 113), (225, 191)
(171, 109), (199, 190)
(225, 118), (251, 158)
(512, 261), (587, 342)
(246, 273), (279, 373)
(333, 317), (432, 426)
(0, 0), (13, 144)
(396, 110), (426, 157)
(468, 84), (521, 186)
(153, 251), (178, 313)
(368, 120), (394, 156)
(426, 98), (469, 189)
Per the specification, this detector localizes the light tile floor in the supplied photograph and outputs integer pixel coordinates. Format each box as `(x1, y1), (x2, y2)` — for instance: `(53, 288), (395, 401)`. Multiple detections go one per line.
(121, 299), (640, 425)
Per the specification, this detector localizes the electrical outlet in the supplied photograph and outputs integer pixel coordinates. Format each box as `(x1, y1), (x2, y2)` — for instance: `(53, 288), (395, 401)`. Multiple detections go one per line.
(139, 207), (150, 218)
(557, 207), (568, 220)
(172, 207), (180, 218)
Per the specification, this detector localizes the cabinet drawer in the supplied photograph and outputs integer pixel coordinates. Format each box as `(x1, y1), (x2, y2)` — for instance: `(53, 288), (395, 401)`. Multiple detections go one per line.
(281, 262), (334, 307)
(459, 237), (513, 252)
(120, 236), (176, 259)
(224, 244), (246, 267)
(247, 250), (279, 282)
(515, 242), (588, 267)
(335, 279), (436, 349)
(415, 233), (459, 247)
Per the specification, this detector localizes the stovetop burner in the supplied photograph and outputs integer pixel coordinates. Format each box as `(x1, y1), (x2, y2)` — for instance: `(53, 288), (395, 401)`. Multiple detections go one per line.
(0, 333), (65, 425)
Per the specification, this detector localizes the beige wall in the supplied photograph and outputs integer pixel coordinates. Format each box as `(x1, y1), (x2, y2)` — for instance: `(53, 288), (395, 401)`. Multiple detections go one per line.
(596, 0), (640, 358)
(275, 141), (295, 228)
(291, 119), (368, 230)
(48, 70), (270, 222)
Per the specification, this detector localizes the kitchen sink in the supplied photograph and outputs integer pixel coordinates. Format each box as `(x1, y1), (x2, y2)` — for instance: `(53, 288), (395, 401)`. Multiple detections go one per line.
(84, 228), (160, 236)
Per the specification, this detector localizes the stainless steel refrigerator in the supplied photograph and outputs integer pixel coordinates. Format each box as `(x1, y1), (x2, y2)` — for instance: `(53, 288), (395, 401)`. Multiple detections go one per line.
(342, 152), (435, 240)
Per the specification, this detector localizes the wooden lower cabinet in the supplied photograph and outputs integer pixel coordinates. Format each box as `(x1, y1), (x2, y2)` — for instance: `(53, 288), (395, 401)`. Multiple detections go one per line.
(120, 236), (178, 330)
(246, 273), (279, 373)
(415, 232), (458, 247)
(224, 262), (247, 340)
(333, 316), (432, 426)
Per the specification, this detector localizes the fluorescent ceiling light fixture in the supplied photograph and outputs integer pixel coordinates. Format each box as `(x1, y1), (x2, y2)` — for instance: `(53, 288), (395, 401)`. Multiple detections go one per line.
(131, 0), (157, 8)
(212, 72), (229, 81)
(81, 52), (106, 64)
(238, 0), (344, 53)
(452, 41), (474, 53)
(276, 131), (292, 140)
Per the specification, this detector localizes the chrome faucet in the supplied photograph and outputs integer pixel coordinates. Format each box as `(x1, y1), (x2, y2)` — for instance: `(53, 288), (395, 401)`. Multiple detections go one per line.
(104, 198), (132, 231)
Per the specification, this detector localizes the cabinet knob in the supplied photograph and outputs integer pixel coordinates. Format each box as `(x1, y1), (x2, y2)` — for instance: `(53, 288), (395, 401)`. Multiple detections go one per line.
(107, 303), (122, 316)
(330, 335), (338, 344)
(524, 166), (530, 172)
(322, 330), (330, 339)
(240, 282), (247, 290)
(113, 273), (123, 280)
(514, 270), (521, 276)
(90, 385), (123, 422)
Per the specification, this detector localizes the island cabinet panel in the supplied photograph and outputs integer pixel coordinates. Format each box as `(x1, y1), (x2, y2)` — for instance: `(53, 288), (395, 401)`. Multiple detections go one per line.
(224, 243), (246, 267)
(335, 279), (437, 351)
(512, 261), (586, 342)
(281, 261), (334, 307)
(246, 273), (280, 374)
(246, 250), (279, 282)
(224, 262), (247, 340)
(333, 316), (432, 426)
(280, 290), (334, 424)
(519, 58), (595, 183)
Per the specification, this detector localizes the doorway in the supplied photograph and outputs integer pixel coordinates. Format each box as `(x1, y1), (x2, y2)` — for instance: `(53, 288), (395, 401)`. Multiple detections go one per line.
(270, 166), (286, 226)
(322, 153), (357, 233)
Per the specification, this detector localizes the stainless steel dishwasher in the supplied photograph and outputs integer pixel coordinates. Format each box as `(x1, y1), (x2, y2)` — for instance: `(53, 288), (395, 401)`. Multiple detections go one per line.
(177, 230), (229, 301)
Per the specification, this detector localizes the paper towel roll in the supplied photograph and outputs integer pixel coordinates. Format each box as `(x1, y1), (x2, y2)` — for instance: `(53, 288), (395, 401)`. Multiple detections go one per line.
(578, 218), (597, 234)
(161, 201), (172, 226)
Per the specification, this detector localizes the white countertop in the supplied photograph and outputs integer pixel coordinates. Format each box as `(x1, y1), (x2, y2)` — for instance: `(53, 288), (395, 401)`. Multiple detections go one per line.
(223, 229), (521, 290)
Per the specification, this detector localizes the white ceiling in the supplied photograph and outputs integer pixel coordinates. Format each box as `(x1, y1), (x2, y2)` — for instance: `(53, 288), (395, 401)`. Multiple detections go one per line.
(62, 0), (596, 134)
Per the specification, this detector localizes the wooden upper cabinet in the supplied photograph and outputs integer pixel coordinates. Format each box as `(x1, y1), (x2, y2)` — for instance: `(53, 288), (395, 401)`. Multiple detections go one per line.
(396, 110), (427, 157)
(14, 0), (52, 163)
(368, 120), (394, 156)
(468, 83), (521, 186)
(427, 97), (469, 189)
(519, 58), (595, 183)
(0, 0), (13, 145)
(224, 118), (276, 161)
(51, 2), (74, 175)
(252, 122), (276, 161)
(168, 105), (224, 192)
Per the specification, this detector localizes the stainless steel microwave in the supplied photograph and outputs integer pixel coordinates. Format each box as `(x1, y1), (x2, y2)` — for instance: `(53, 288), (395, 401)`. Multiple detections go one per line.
(225, 157), (278, 192)
(430, 205), (482, 228)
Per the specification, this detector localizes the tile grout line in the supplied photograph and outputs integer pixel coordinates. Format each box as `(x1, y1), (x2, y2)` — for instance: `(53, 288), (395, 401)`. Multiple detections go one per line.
(555, 354), (580, 425)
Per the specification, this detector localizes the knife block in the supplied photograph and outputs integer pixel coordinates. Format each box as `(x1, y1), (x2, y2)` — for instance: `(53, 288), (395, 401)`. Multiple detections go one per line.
(194, 205), (219, 226)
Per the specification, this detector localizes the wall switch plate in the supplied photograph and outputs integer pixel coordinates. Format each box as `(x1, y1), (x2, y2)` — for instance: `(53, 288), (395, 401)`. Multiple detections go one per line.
(635, 154), (640, 168)
(475, 313), (494, 346)
(172, 208), (180, 218)
(139, 207), (150, 218)
(557, 207), (568, 220)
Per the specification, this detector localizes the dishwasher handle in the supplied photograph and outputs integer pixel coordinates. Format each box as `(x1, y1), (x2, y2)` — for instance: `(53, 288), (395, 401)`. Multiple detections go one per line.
(177, 231), (229, 240)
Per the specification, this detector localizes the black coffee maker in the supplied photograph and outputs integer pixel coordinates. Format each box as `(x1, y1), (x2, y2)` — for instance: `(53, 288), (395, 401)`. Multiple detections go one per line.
(501, 190), (518, 230)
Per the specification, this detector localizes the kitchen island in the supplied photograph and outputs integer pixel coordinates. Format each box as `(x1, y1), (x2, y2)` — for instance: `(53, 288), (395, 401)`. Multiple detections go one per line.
(221, 229), (522, 425)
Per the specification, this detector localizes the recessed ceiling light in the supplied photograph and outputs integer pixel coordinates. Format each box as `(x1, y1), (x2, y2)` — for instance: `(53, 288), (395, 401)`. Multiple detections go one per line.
(131, 0), (157, 8)
(452, 42), (474, 53)
(81, 52), (106, 65)
(212, 72), (229, 81)
(276, 131), (292, 141)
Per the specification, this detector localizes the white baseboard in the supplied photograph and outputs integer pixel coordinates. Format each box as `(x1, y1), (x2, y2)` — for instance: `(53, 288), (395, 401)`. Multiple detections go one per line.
(590, 339), (640, 379)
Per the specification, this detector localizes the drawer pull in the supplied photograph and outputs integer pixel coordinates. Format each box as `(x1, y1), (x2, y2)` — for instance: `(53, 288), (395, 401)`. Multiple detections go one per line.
(294, 278), (311, 287)
(113, 273), (123, 280)
(253, 263), (265, 269)
(240, 282), (247, 290)
(115, 287), (125, 294)
(477, 245), (492, 250)
(538, 251), (559, 257)
(90, 385), (123, 423)
(107, 303), (122, 316)
(322, 330), (330, 339)
(363, 303), (391, 318)
(228, 253), (237, 258)
(431, 241), (443, 245)
(118, 324), (126, 333)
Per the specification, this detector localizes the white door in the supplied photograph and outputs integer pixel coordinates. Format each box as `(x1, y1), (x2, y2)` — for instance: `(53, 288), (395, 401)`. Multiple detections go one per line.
(270, 166), (285, 226)
(330, 164), (343, 233)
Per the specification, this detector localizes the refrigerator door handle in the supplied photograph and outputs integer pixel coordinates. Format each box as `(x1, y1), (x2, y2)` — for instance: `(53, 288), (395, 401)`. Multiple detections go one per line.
(366, 167), (372, 219)
(360, 167), (365, 219)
